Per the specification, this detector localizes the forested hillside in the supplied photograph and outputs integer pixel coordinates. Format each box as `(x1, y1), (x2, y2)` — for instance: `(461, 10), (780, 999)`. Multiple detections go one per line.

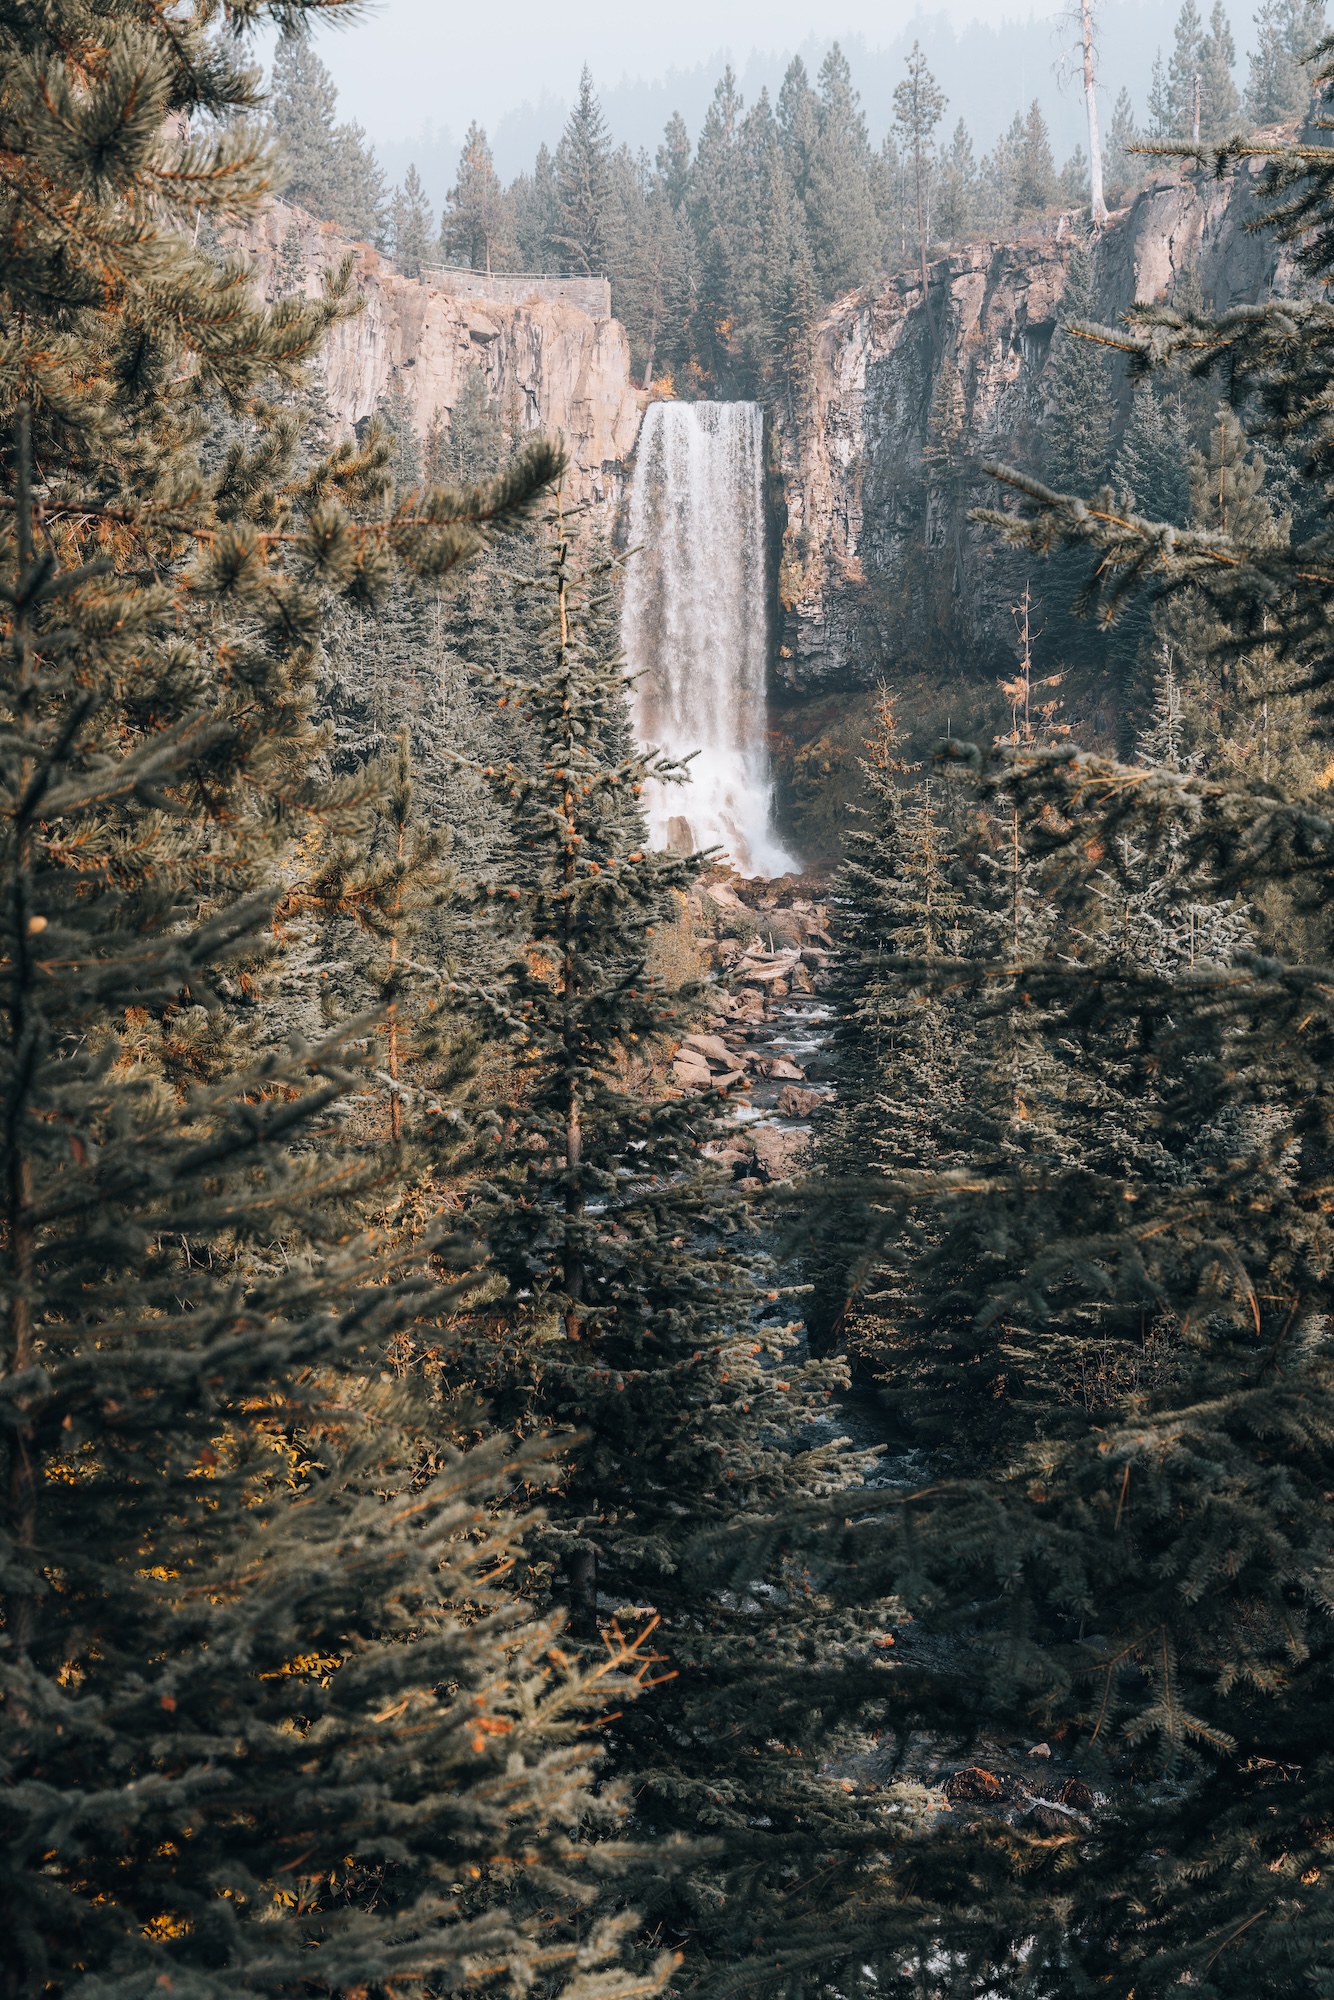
(266, 0), (1325, 398)
(10, 1), (1334, 1997)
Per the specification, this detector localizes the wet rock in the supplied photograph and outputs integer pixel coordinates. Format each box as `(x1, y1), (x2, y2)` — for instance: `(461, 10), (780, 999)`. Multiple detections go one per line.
(761, 1057), (806, 1081)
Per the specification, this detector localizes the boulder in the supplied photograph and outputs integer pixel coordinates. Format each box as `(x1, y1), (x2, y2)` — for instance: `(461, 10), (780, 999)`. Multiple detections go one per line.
(777, 1084), (825, 1118)
(672, 1056), (711, 1090)
(681, 1032), (734, 1069)
(751, 1125), (810, 1182)
(765, 1057), (806, 1081)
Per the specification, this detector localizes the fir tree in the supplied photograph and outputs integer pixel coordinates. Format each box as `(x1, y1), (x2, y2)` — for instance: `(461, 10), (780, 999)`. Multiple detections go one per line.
(892, 44), (947, 337)
(442, 122), (512, 273)
(1114, 383), (1191, 523)
(851, 75), (1334, 1990)
(804, 44), (881, 298)
(511, 143), (562, 271)
(1106, 84), (1143, 197)
(554, 68), (614, 277)
(1059, 143), (1091, 202)
(608, 148), (690, 390)
(1014, 99), (1058, 216)
(934, 118), (980, 240)
(391, 161), (434, 278)
(1169, 0), (1208, 132)
(1044, 241), (1113, 492)
(1247, 0), (1326, 123)
(1199, 0), (1244, 137)
(452, 523), (961, 1998)
(0, 5), (657, 1995)
(270, 33), (388, 243)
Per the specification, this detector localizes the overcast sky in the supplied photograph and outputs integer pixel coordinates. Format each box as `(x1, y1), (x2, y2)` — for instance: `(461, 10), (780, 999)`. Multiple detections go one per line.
(313, 0), (991, 136)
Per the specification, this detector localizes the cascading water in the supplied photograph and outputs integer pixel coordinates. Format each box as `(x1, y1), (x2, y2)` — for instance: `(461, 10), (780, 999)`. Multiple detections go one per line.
(622, 401), (796, 877)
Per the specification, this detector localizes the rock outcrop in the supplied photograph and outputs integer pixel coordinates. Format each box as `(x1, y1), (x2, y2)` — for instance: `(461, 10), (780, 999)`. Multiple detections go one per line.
(775, 155), (1294, 694)
(234, 202), (643, 514)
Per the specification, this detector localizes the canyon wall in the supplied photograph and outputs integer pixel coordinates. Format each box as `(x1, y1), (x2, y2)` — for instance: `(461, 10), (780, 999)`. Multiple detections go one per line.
(774, 155), (1293, 697)
(235, 202), (643, 513)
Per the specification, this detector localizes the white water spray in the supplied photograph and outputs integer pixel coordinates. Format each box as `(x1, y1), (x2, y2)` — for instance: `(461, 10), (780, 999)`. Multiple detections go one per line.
(622, 401), (796, 878)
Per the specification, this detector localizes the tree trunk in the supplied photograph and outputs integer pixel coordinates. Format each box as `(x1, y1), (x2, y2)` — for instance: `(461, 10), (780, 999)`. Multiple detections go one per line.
(1081, 0), (1109, 229)
(914, 141), (937, 346)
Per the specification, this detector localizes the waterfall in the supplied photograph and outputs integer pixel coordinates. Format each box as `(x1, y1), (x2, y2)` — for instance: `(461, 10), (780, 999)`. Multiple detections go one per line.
(622, 401), (796, 878)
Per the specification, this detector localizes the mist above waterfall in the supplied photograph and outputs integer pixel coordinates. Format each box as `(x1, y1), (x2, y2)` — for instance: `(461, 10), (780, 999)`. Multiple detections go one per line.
(623, 402), (796, 879)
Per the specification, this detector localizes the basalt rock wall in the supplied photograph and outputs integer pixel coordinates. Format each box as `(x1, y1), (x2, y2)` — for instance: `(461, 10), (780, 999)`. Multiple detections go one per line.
(774, 155), (1295, 697)
(233, 201), (644, 515)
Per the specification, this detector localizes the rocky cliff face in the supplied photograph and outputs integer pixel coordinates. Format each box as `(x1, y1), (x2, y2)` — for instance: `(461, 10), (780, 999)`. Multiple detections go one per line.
(774, 156), (1293, 696)
(235, 202), (644, 513)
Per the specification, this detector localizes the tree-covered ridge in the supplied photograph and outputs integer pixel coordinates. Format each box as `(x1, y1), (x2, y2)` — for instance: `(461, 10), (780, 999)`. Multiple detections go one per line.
(269, 2), (1327, 399)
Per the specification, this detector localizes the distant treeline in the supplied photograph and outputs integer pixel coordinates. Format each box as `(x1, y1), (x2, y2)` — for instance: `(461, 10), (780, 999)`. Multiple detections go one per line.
(269, 0), (1326, 398)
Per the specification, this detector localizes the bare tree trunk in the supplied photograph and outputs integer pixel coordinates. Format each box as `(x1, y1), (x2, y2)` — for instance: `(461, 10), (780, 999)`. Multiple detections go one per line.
(1081, 0), (1109, 228)
(914, 139), (937, 345)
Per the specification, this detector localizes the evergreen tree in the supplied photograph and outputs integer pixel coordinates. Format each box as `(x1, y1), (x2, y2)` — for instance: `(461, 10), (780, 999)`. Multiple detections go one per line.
(451, 523), (963, 1997)
(511, 143), (561, 270)
(0, 5), (658, 1995)
(934, 118), (980, 240)
(391, 161), (434, 277)
(804, 44), (880, 297)
(442, 122), (511, 273)
(1114, 383), (1191, 523)
(1106, 84), (1144, 197)
(1169, 0), (1208, 131)
(892, 44), (947, 335)
(607, 150), (689, 390)
(687, 67), (754, 387)
(1148, 47), (1176, 134)
(1044, 241), (1113, 492)
(1014, 99), (1058, 216)
(657, 111), (694, 210)
(1199, 0), (1245, 136)
(845, 77), (1334, 1990)
(554, 67), (614, 277)
(1247, 0), (1326, 122)
(1059, 142), (1091, 202)
(270, 33), (388, 243)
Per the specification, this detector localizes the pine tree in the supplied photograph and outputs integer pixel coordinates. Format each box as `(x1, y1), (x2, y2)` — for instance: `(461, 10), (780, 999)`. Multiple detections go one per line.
(511, 143), (562, 271)
(442, 122), (512, 273)
(1169, 0), (1208, 132)
(849, 75), (1334, 1991)
(1199, 0), (1245, 137)
(1044, 241), (1112, 492)
(270, 33), (388, 243)
(554, 67), (614, 277)
(0, 5), (663, 1995)
(1247, 0), (1326, 123)
(934, 118), (980, 240)
(1014, 99), (1058, 216)
(1149, 48), (1176, 134)
(1106, 84), (1144, 197)
(450, 521), (980, 1996)
(607, 147), (689, 390)
(687, 67), (755, 388)
(892, 44), (947, 337)
(1114, 383), (1191, 523)
(391, 161), (434, 277)
(803, 44), (880, 298)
